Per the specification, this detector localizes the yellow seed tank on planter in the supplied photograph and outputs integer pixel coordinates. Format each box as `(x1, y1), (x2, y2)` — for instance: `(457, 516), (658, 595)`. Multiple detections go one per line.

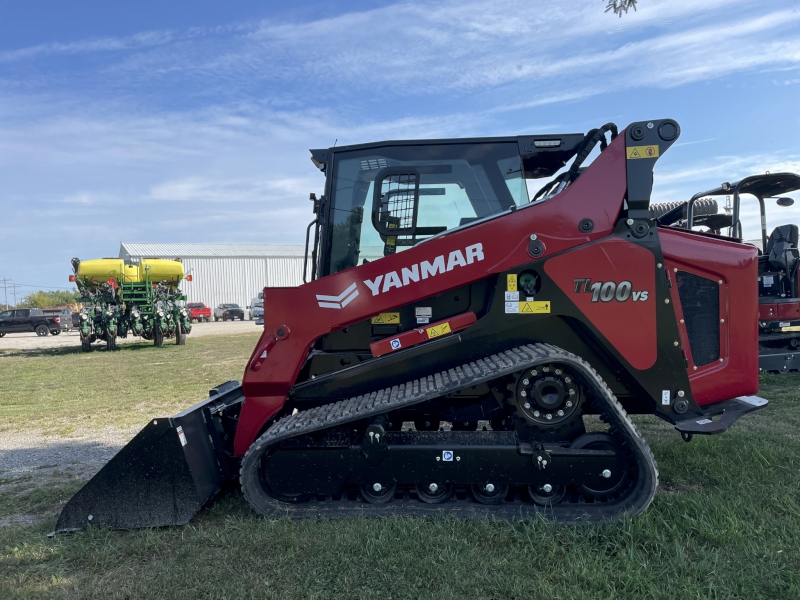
(139, 259), (185, 287)
(76, 258), (184, 288)
(76, 259), (140, 287)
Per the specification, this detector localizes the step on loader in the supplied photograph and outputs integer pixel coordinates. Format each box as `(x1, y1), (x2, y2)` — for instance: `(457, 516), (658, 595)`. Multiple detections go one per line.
(56, 119), (768, 532)
(650, 172), (800, 372)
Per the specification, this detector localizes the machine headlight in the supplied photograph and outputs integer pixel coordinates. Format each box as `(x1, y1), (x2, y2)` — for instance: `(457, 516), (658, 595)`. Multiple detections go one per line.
(105, 311), (113, 317)
(132, 310), (140, 318)
(157, 310), (164, 318)
(180, 309), (187, 316)
(80, 314), (88, 322)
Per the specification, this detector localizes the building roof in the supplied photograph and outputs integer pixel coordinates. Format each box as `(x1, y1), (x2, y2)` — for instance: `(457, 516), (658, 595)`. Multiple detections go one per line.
(120, 242), (306, 258)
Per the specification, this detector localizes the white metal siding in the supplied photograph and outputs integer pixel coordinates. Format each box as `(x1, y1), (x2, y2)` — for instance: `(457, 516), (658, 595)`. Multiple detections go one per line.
(119, 243), (308, 310)
(266, 257), (307, 287)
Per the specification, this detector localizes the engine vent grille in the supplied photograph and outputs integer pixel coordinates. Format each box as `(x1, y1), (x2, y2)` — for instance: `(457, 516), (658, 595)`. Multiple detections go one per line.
(676, 271), (720, 367)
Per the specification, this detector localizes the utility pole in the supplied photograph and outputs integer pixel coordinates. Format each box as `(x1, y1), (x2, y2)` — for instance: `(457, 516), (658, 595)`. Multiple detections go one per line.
(10, 284), (21, 308)
(0, 278), (9, 309)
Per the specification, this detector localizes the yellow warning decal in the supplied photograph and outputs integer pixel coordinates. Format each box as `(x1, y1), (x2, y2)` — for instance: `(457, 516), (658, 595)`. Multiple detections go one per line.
(519, 301), (551, 314)
(627, 145), (660, 160)
(507, 274), (518, 292)
(426, 322), (452, 339)
(371, 312), (400, 324)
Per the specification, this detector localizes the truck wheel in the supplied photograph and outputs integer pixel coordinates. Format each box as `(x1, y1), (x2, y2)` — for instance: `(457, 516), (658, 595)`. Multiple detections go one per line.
(107, 334), (117, 351)
(51, 330), (61, 336)
(35, 324), (49, 336)
(0, 332), (5, 338)
(205, 316), (210, 322)
(215, 316), (219, 322)
(176, 325), (186, 345)
(154, 327), (164, 347)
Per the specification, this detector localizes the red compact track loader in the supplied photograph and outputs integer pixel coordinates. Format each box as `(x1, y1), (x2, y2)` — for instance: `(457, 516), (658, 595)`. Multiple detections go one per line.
(56, 119), (767, 532)
(649, 173), (800, 372)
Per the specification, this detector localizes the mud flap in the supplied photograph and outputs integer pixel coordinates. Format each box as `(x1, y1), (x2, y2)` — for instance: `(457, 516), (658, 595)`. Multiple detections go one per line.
(54, 381), (244, 533)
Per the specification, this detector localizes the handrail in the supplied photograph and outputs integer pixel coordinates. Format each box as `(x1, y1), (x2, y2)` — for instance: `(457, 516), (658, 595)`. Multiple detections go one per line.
(303, 218), (318, 284)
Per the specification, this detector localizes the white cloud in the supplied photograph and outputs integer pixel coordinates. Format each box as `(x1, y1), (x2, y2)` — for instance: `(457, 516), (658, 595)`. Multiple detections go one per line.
(3, 0), (793, 102)
(148, 176), (319, 204)
(0, 31), (178, 63)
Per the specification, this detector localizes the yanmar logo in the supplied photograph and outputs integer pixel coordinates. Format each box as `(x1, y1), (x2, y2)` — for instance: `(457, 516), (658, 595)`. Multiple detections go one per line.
(315, 243), (485, 309)
(316, 282), (359, 309)
(364, 243), (484, 296)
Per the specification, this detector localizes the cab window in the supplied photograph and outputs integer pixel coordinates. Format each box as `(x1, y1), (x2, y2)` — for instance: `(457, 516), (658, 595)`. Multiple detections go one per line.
(327, 142), (528, 274)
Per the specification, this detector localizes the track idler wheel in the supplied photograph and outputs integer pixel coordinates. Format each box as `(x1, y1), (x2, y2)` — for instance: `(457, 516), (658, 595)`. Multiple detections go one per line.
(415, 481), (452, 503)
(361, 482), (396, 504)
(570, 432), (627, 498)
(471, 483), (509, 505)
(528, 482), (566, 506)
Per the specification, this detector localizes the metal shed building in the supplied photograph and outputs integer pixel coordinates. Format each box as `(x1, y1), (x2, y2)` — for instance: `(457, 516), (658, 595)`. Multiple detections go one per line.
(119, 243), (308, 309)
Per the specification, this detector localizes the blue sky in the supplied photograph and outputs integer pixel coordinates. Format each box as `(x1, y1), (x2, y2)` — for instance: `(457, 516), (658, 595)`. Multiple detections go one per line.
(0, 0), (799, 294)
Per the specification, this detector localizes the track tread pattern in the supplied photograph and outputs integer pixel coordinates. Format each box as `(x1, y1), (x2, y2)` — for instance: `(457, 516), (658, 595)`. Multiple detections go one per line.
(240, 343), (658, 521)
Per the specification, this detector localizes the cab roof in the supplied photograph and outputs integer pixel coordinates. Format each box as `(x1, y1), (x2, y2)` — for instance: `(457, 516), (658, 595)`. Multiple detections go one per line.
(310, 132), (586, 180)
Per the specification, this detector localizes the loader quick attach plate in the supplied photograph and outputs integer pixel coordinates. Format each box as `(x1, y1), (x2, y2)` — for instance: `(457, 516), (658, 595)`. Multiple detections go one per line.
(240, 344), (660, 522)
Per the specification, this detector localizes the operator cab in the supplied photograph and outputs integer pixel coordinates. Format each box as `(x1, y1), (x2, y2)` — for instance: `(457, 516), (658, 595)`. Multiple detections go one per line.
(306, 133), (587, 278)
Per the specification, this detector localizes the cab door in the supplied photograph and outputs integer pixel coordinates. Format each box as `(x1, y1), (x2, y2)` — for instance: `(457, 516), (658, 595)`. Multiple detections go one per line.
(11, 310), (29, 332)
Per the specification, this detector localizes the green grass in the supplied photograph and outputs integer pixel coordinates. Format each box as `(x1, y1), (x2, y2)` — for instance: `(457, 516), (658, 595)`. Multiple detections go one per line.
(1, 337), (800, 599)
(0, 333), (260, 434)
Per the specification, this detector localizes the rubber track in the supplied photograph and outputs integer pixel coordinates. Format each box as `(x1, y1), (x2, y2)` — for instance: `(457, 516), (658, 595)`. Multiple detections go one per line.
(240, 343), (658, 522)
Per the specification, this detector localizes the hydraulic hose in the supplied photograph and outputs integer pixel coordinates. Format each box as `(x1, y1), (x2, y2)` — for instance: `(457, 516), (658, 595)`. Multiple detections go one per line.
(531, 123), (618, 202)
(563, 123), (618, 187)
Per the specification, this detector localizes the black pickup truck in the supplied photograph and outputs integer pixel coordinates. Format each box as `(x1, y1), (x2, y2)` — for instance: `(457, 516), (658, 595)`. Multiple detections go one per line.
(0, 308), (63, 337)
(213, 303), (245, 321)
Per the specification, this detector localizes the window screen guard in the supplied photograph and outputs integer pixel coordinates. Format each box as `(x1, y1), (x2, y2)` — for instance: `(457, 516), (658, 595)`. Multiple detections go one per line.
(371, 167), (420, 237)
(371, 165), (453, 238)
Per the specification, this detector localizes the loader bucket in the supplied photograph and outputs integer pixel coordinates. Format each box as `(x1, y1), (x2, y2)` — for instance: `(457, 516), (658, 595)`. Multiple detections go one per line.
(55, 381), (243, 533)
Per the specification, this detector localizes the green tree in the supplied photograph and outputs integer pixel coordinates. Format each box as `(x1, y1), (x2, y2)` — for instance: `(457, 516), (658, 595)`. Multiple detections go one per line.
(19, 289), (80, 308)
(605, 0), (637, 17)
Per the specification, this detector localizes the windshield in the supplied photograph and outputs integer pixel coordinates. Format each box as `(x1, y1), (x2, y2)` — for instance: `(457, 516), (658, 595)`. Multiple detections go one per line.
(327, 142), (528, 274)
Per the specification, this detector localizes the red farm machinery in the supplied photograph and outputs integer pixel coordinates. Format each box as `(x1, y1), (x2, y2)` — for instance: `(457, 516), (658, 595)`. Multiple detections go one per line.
(56, 118), (767, 532)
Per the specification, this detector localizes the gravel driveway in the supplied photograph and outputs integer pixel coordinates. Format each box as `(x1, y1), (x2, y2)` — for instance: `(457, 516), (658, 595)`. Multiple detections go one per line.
(0, 319), (259, 351)
(0, 426), (137, 480)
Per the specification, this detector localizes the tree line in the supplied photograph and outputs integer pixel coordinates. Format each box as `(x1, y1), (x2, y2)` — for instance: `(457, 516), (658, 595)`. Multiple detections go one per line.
(5, 289), (80, 309)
